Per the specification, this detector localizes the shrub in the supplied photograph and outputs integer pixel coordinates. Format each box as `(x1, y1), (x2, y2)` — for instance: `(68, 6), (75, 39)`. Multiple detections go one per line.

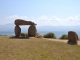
(0, 35), (7, 36)
(43, 32), (56, 39)
(25, 33), (28, 37)
(59, 34), (68, 39)
(21, 33), (28, 37)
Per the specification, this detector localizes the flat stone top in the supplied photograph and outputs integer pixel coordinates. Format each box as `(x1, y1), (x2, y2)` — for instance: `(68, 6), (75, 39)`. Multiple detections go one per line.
(14, 19), (37, 25)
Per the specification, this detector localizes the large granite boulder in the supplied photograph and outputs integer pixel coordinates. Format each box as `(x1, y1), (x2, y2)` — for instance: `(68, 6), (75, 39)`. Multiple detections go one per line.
(67, 31), (78, 45)
(14, 19), (37, 26)
(14, 25), (21, 37)
(28, 25), (37, 37)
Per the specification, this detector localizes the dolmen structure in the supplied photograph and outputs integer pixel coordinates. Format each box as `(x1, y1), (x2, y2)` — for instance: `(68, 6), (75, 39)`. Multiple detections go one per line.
(67, 31), (78, 45)
(14, 19), (37, 37)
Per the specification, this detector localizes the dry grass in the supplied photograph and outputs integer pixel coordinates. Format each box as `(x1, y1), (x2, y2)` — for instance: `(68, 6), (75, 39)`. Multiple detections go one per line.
(0, 36), (80, 60)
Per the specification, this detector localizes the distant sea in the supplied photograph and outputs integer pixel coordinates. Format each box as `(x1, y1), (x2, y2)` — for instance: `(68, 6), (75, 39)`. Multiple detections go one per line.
(0, 31), (80, 38)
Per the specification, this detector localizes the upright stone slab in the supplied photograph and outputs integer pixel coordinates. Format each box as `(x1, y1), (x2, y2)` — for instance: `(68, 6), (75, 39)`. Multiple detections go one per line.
(67, 31), (78, 45)
(14, 25), (21, 37)
(28, 25), (37, 37)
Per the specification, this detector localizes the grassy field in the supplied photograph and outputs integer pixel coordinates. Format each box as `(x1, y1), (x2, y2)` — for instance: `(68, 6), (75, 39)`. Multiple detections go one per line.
(0, 36), (80, 60)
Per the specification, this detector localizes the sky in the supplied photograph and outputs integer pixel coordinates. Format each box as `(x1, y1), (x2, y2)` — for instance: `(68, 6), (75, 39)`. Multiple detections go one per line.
(0, 0), (80, 26)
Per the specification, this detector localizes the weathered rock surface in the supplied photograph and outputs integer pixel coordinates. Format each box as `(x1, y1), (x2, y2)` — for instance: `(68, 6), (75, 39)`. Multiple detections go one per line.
(14, 25), (21, 37)
(67, 31), (78, 45)
(35, 33), (43, 38)
(14, 19), (37, 25)
(28, 25), (37, 37)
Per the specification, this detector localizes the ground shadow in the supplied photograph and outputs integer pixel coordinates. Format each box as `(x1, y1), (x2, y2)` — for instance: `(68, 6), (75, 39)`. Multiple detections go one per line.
(9, 36), (30, 39)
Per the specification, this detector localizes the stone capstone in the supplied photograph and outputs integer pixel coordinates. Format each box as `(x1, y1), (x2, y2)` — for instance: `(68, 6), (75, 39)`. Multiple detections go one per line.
(14, 19), (37, 26)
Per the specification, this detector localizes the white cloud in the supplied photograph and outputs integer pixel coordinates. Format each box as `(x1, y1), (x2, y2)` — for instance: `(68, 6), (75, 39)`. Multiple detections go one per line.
(31, 17), (34, 20)
(36, 15), (80, 26)
(6, 15), (27, 19)
(3, 15), (80, 26)
(38, 15), (48, 20)
(49, 16), (60, 21)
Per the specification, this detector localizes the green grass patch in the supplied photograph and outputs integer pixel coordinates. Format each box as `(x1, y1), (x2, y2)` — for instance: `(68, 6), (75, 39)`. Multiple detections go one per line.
(0, 36), (80, 60)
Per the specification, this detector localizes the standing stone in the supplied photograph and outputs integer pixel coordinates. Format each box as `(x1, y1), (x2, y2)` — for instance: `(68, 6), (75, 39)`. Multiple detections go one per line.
(14, 25), (21, 37)
(67, 31), (78, 45)
(28, 25), (37, 37)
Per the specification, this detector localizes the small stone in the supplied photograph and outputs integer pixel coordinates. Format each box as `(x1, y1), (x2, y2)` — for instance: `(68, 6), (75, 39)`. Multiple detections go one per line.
(35, 33), (43, 38)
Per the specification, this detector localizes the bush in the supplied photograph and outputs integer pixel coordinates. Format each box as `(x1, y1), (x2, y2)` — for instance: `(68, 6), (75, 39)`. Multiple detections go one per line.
(25, 33), (28, 37)
(59, 34), (68, 39)
(21, 33), (28, 37)
(0, 35), (7, 36)
(43, 32), (56, 39)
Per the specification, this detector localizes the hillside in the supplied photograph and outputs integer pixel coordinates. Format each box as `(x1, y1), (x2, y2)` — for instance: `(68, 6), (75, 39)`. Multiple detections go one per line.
(0, 36), (80, 60)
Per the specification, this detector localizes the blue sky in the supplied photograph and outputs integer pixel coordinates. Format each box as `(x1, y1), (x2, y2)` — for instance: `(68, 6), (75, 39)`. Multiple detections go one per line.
(0, 0), (80, 26)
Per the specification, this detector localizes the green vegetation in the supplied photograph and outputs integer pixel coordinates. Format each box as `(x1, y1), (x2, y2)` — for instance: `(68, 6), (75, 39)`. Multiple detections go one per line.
(43, 32), (56, 38)
(0, 36), (80, 60)
(60, 34), (68, 39)
(21, 33), (28, 37)
(0, 35), (7, 36)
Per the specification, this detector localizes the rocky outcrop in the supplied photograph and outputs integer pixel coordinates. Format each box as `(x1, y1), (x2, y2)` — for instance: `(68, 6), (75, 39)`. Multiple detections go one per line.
(28, 25), (37, 37)
(14, 25), (21, 37)
(67, 31), (78, 45)
(14, 19), (37, 25)
(35, 33), (43, 38)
